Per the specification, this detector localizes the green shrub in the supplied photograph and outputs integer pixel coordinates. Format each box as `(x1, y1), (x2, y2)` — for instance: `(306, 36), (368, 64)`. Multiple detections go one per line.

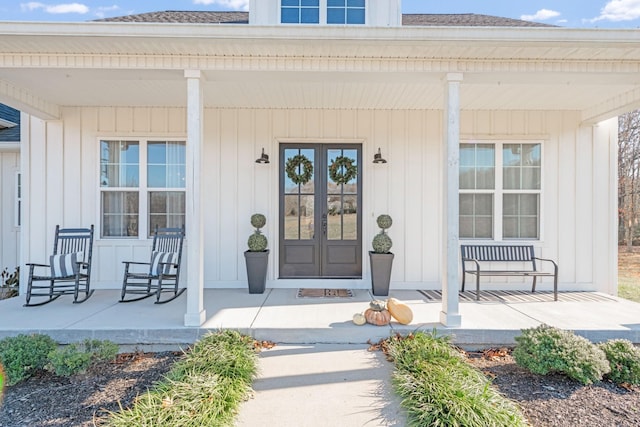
(598, 339), (640, 385)
(513, 324), (610, 385)
(47, 339), (119, 377)
(0, 334), (56, 385)
(387, 332), (527, 427)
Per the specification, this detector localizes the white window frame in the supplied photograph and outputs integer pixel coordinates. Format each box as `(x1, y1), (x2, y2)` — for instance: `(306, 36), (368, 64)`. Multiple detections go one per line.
(279, 0), (367, 25)
(459, 139), (544, 242)
(98, 137), (186, 240)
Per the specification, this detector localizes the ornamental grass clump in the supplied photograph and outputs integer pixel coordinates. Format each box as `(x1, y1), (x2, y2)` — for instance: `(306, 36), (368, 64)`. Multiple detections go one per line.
(598, 339), (640, 385)
(513, 324), (610, 385)
(104, 330), (258, 427)
(386, 332), (528, 427)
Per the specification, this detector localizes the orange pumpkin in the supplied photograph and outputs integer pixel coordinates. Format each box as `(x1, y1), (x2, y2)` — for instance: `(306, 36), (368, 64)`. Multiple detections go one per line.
(364, 308), (391, 326)
(364, 300), (391, 326)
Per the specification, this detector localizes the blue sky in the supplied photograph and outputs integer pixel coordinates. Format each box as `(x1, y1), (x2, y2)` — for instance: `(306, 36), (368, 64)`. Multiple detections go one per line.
(1, 0), (639, 28)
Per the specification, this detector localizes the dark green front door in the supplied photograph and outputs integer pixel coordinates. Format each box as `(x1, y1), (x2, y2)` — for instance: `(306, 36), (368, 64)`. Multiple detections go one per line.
(279, 144), (362, 278)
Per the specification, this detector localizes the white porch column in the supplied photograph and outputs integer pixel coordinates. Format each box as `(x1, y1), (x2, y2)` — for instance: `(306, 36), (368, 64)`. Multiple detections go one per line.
(440, 73), (463, 327)
(184, 69), (206, 327)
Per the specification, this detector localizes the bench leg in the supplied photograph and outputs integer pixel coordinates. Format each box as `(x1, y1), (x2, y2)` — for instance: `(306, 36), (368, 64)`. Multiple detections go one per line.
(476, 274), (480, 301)
(461, 271), (466, 292)
(554, 273), (558, 301)
(532, 276), (537, 293)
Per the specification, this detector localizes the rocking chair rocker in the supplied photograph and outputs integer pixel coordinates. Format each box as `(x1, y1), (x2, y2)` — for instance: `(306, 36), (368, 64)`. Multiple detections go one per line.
(25, 225), (95, 307)
(120, 227), (186, 304)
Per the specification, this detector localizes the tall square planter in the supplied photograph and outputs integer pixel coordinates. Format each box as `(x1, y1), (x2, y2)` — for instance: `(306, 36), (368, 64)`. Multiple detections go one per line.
(369, 251), (394, 296)
(244, 249), (269, 294)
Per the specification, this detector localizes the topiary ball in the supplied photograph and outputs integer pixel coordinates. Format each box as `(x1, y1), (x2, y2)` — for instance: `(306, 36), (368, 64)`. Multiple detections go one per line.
(251, 213), (266, 230)
(372, 232), (392, 253)
(248, 232), (268, 252)
(377, 214), (392, 230)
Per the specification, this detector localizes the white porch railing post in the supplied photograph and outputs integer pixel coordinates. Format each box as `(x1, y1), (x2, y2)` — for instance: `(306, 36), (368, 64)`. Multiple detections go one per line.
(184, 69), (206, 327)
(440, 73), (463, 327)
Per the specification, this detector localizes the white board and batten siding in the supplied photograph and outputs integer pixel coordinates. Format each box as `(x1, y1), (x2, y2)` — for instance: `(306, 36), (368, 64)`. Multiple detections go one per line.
(20, 106), (617, 294)
(0, 149), (20, 273)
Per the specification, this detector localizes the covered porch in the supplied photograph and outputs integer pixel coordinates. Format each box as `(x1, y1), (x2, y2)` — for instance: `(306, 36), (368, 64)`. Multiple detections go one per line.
(0, 21), (635, 328)
(0, 289), (638, 349)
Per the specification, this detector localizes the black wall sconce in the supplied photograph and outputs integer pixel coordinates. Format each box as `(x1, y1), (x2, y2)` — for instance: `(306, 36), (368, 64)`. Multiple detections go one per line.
(255, 148), (270, 164)
(373, 148), (387, 164)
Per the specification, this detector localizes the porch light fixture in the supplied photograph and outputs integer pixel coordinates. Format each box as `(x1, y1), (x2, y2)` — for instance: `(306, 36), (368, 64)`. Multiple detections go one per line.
(255, 148), (270, 164)
(373, 148), (387, 164)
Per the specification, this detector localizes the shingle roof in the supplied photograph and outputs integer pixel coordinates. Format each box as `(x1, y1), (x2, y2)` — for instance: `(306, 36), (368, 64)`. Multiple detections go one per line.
(95, 11), (555, 27)
(94, 11), (249, 24)
(403, 13), (556, 27)
(0, 104), (20, 143)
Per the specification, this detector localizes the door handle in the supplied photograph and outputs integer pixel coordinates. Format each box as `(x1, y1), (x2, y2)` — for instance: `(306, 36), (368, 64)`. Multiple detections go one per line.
(322, 214), (327, 236)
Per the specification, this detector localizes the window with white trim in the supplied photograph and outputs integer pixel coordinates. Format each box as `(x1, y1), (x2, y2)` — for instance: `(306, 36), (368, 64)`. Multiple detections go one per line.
(459, 141), (541, 240)
(100, 139), (186, 238)
(281, 0), (365, 24)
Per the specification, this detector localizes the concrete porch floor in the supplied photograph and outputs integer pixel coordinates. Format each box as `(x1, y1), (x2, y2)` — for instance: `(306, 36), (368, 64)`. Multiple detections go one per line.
(1, 289), (639, 349)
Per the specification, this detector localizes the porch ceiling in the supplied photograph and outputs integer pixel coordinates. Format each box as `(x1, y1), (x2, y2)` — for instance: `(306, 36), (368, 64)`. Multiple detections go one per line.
(1, 22), (640, 122)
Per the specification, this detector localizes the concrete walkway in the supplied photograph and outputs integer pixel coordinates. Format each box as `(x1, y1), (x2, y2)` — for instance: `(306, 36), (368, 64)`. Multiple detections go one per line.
(235, 344), (406, 427)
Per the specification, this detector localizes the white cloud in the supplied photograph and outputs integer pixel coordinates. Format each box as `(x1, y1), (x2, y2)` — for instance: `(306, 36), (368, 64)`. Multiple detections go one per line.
(94, 4), (120, 19)
(520, 9), (561, 21)
(193, 0), (249, 11)
(591, 0), (640, 22)
(20, 2), (89, 14)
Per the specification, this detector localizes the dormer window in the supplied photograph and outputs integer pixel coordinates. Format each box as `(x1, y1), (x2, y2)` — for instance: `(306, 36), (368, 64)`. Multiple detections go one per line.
(328, 0), (365, 24)
(282, 0), (320, 24)
(280, 0), (365, 25)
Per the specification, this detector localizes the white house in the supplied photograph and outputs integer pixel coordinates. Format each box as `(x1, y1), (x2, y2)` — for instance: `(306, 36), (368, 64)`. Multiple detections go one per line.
(0, 0), (630, 326)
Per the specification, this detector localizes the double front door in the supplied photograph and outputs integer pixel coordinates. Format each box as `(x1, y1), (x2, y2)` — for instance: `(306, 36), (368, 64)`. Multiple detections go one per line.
(279, 144), (362, 278)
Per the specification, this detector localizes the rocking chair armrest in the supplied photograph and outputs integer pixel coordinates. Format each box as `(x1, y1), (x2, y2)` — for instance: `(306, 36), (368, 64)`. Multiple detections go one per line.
(122, 261), (151, 266)
(26, 262), (50, 268)
(157, 261), (179, 268)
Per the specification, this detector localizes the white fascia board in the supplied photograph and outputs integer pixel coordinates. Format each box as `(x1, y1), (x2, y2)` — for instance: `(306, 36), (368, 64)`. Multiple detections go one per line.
(0, 80), (60, 120)
(1, 21), (640, 46)
(0, 117), (17, 128)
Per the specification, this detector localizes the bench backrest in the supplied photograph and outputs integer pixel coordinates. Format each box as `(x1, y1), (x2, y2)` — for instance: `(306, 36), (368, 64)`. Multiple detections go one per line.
(461, 244), (536, 265)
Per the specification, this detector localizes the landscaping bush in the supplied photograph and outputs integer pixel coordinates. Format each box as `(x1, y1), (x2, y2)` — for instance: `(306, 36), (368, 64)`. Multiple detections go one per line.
(104, 330), (258, 427)
(598, 339), (640, 385)
(47, 339), (119, 377)
(513, 324), (610, 385)
(0, 334), (56, 385)
(387, 332), (528, 427)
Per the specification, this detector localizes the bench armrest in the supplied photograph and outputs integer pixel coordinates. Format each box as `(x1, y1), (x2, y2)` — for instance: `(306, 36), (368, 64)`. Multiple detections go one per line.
(533, 257), (558, 274)
(461, 257), (480, 273)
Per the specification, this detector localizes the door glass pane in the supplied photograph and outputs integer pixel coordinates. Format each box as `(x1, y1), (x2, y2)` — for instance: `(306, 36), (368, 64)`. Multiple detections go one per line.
(326, 148), (358, 241)
(284, 148), (315, 241)
(284, 194), (314, 240)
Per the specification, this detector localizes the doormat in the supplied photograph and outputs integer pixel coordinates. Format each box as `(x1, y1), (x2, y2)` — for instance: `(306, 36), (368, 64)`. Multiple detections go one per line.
(297, 289), (354, 298)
